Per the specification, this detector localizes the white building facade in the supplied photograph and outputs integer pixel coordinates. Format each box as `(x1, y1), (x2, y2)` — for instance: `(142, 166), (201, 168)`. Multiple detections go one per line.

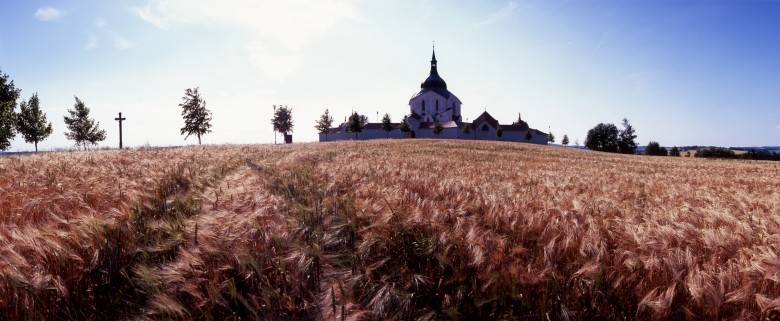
(320, 48), (548, 145)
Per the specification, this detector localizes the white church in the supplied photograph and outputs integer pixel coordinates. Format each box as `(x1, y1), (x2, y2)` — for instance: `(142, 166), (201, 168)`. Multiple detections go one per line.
(319, 48), (548, 144)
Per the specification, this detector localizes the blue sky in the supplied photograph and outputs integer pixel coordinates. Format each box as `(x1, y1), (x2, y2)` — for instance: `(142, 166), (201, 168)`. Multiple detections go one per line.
(1, 0), (778, 151)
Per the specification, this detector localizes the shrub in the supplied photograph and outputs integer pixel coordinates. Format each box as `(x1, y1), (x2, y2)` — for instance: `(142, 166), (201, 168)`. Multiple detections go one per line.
(694, 147), (736, 159)
(645, 141), (668, 156)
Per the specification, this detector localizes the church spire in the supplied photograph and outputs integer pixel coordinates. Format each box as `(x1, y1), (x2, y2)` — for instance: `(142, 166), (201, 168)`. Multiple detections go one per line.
(431, 45), (437, 69)
(421, 44), (447, 89)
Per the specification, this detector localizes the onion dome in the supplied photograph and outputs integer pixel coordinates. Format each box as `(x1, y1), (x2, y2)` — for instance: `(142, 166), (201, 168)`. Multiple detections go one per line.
(421, 49), (447, 89)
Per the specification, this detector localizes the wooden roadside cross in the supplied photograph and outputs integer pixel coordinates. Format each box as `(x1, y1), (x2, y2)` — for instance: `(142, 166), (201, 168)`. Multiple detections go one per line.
(115, 112), (126, 149)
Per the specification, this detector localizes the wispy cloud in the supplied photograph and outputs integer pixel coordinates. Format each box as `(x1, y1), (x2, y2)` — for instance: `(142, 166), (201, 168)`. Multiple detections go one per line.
(94, 17), (106, 28)
(775, 125), (780, 130)
(85, 33), (98, 50)
(134, 0), (360, 50)
(246, 42), (302, 80)
(111, 32), (137, 50)
(624, 71), (663, 97)
(84, 17), (136, 50)
(475, 1), (520, 27)
(34, 6), (65, 21)
(133, 0), (358, 78)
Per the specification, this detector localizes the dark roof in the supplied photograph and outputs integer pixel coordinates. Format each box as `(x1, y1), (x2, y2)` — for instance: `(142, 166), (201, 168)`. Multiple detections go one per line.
(502, 124), (530, 132)
(471, 111), (499, 128)
(409, 87), (453, 100)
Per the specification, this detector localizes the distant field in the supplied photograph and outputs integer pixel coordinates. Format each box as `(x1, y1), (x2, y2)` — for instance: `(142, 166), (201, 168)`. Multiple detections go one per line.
(673, 148), (749, 157)
(1, 140), (780, 320)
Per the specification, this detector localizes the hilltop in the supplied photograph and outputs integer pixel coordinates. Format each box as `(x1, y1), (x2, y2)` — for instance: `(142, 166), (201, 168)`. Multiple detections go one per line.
(1, 140), (780, 320)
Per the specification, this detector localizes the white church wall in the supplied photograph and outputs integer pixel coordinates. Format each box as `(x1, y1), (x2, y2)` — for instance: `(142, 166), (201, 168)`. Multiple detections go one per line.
(471, 123), (497, 140)
(319, 129), (407, 141)
(414, 127), (459, 139)
(409, 91), (461, 122)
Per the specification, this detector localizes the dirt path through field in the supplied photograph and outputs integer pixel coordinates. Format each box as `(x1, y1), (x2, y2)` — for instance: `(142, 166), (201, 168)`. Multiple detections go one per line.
(127, 164), (292, 319)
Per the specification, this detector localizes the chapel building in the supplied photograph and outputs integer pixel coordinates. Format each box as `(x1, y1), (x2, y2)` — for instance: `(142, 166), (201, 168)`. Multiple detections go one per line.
(320, 48), (548, 144)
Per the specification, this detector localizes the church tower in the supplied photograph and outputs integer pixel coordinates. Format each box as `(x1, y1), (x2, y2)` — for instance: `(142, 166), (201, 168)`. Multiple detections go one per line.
(409, 47), (462, 123)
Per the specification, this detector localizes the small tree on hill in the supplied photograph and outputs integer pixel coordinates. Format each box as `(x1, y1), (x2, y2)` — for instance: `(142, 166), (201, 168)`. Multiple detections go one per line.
(645, 141), (668, 156)
(17, 93), (53, 152)
(546, 131), (555, 144)
(433, 120), (443, 138)
(0, 69), (20, 151)
(524, 129), (533, 142)
(272, 105), (293, 143)
(398, 116), (411, 138)
(669, 146), (680, 156)
(64, 96), (106, 150)
(585, 123), (619, 152)
(462, 123), (471, 138)
(561, 134), (569, 146)
(180, 87), (212, 144)
(315, 108), (333, 141)
(618, 118), (638, 154)
(495, 125), (503, 138)
(347, 111), (365, 139)
(381, 113), (393, 138)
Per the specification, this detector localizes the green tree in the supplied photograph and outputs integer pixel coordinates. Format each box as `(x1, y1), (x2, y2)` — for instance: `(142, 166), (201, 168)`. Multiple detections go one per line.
(272, 105), (294, 143)
(315, 108), (333, 141)
(0, 69), (20, 151)
(669, 146), (680, 157)
(546, 131), (555, 144)
(381, 113), (393, 138)
(398, 116), (412, 138)
(618, 118), (638, 154)
(462, 123), (471, 138)
(524, 129), (533, 142)
(495, 125), (503, 138)
(180, 87), (212, 144)
(16, 93), (52, 152)
(584, 123), (619, 152)
(346, 111), (365, 139)
(432, 120), (444, 138)
(64, 96), (106, 150)
(561, 134), (570, 146)
(645, 141), (668, 156)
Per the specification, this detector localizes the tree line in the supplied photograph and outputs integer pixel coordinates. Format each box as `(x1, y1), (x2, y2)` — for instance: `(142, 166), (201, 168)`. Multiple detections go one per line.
(581, 118), (685, 156)
(1, 69), (104, 151)
(579, 118), (780, 161)
(1, 68), (216, 151)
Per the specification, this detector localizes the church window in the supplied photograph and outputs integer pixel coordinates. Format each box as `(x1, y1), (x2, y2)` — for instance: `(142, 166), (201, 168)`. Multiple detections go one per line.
(436, 100), (439, 111)
(422, 101), (425, 110)
(482, 124), (489, 131)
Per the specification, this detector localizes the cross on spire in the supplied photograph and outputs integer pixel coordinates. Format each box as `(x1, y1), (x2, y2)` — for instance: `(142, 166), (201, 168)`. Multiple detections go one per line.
(114, 112), (126, 149)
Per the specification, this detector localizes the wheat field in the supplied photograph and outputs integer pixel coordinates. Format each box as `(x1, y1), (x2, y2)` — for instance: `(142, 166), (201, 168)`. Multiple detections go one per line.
(1, 140), (779, 320)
